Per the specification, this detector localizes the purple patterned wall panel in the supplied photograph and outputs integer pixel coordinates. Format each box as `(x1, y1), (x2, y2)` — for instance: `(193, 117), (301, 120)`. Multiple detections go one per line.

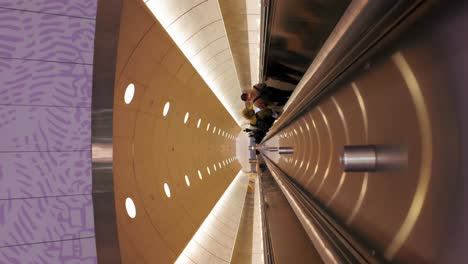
(0, 59), (93, 107)
(0, 151), (92, 199)
(0, 0), (98, 19)
(0, 238), (97, 264)
(0, 1), (98, 263)
(0, 195), (95, 247)
(0, 105), (91, 151)
(0, 9), (95, 64)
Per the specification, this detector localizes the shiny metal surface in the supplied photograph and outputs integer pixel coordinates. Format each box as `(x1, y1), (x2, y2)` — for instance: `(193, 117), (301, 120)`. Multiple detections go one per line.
(262, 1), (468, 262)
(278, 147), (294, 155)
(91, 0), (123, 262)
(262, 0), (350, 89)
(259, 168), (324, 264)
(341, 145), (377, 172)
(143, 0), (247, 125)
(267, 146), (278, 152)
(263, 0), (429, 141)
(341, 145), (407, 172)
(263, 156), (381, 264)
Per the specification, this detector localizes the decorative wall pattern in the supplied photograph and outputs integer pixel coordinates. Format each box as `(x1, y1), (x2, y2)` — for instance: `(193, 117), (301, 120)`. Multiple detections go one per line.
(0, 0), (97, 18)
(0, 59), (93, 107)
(0, 1), (97, 263)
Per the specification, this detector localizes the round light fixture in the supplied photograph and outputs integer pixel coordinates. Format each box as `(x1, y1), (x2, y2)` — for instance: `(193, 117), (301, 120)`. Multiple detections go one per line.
(125, 197), (136, 218)
(124, 83), (135, 104)
(163, 102), (170, 116)
(184, 112), (190, 124)
(164, 183), (171, 198)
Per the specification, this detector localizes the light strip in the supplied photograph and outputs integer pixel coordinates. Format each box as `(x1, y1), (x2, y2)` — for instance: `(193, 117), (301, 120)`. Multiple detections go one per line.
(145, 0), (244, 126)
(175, 170), (249, 263)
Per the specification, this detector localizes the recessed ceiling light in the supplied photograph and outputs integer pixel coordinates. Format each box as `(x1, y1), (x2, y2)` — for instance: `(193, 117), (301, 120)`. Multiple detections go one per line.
(207, 167), (211, 175)
(185, 175), (190, 187)
(164, 183), (171, 198)
(213, 126), (216, 133)
(125, 197), (136, 218)
(198, 170), (203, 179)
(163, 102), (170, 116)
(206, 123), (210, 131)
(197, 118), (202, 128)
(218, 162), (222, 168)
(184, 112), (190, 124)
(124, 83), (135, 104)
(213, 164), (217, 171)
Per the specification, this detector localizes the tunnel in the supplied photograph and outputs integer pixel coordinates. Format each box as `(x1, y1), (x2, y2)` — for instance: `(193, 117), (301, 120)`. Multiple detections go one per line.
(0, 0), (467, 263)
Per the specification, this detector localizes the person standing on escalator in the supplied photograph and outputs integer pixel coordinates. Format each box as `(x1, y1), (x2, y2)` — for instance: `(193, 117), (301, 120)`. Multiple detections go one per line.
(240, 82), (292, 109)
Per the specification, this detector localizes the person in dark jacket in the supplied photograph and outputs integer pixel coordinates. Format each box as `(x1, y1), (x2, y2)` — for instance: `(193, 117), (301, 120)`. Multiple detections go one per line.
(240, 83), (292, 109)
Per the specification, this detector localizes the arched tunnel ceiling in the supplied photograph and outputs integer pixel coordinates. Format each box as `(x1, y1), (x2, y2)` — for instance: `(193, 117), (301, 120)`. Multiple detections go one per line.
(144, 0), (261, 126)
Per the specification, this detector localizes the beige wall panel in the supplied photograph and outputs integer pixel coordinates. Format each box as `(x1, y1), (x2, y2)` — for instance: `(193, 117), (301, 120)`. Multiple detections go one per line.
(116, 0), (155, 76)
(114, 0), (241, 263)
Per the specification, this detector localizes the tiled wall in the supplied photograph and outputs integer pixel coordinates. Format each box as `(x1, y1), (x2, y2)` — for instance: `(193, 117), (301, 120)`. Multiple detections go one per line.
(0, 1), (97, 263)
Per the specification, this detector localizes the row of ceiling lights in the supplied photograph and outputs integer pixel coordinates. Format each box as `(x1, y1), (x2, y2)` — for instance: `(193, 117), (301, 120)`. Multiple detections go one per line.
(123, 83), (238, 219)
(125, 83), (236, 140)
(125, 157), (238, 219)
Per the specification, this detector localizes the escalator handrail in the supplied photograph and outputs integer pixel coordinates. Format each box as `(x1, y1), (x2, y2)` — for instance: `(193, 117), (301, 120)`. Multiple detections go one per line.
(262, 154), (387, 264)
(261, 0), (429, 143)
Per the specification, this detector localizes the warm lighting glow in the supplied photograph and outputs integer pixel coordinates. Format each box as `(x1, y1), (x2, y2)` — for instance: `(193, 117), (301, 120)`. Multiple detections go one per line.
(197, 118), (202, 128)
(184, 112), (190, 124)
(164, 183), (171, 198)
(163, 101), (170, 116)
(206, 123), (210, 131)
(125, 197), (136, 218)
(185, 175), (190, 187)
(207, 167), (211, 175)
(124, 83), (135, 104)
(198, 170), (203, 179)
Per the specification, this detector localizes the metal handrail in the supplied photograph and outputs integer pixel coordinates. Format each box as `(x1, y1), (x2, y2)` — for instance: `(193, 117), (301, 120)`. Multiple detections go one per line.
(262, 154), (386, 264)
(262, 0), (429, 143)
(258, 170), (275, 264)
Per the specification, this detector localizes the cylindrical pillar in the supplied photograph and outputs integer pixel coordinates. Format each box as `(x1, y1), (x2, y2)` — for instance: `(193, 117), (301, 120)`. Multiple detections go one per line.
(341, 145), (377, 172)
(278, 147), (294, 154)
(341, 145), (407, 172)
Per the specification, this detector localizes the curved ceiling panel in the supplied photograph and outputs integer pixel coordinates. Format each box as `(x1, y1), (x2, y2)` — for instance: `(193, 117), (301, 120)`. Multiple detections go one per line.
(145, 0), (246, 126)
(113, 1), (242, 262)
(219, 0), (261, 92)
